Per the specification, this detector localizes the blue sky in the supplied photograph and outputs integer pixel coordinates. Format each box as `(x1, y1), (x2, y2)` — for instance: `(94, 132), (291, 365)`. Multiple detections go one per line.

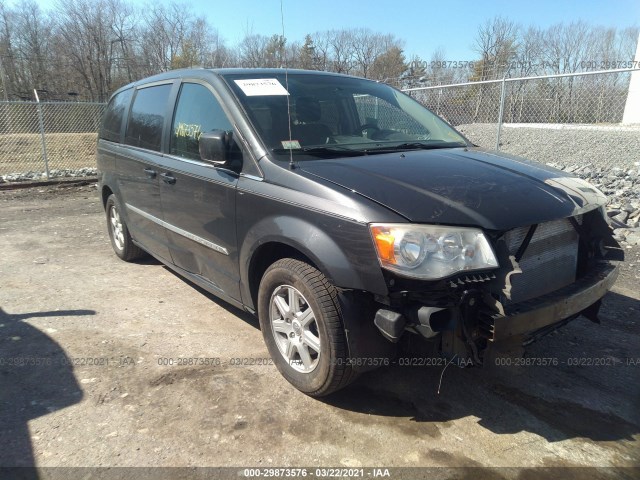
(33, 0), (640, 60)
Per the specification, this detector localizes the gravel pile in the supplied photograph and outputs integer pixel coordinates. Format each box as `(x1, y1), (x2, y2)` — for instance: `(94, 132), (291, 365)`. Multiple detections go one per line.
(0, 167), (97, 183)
(548, 163), (640, 246)
(458, 123), (640, 246)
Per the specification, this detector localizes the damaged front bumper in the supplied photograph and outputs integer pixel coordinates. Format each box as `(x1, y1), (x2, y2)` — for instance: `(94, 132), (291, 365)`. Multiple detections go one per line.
(484, 260), (619, 343)
(373, 258), (621, 363)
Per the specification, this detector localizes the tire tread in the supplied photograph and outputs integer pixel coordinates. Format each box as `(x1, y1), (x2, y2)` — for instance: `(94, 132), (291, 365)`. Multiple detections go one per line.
(263, 258), (357, 396)
(106, 194), (146, 262)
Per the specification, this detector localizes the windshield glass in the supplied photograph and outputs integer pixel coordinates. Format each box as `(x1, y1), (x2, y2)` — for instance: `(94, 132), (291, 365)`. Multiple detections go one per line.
(221, 72), (468, 159)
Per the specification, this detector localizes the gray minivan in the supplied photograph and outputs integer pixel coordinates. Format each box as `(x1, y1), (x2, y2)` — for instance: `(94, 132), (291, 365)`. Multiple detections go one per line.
(97, 68), (622, 396)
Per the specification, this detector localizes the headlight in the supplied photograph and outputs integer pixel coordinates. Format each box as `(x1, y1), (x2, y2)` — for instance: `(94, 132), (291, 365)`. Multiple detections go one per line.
(370, 223), (499, 280)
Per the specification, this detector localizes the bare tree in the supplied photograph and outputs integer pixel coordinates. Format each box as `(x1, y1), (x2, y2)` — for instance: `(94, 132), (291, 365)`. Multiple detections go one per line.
(351, 28), (381, 78)
(206, 30), (235, 68)
(427, 47), (455, 85)
(109, 0), (139, 85)
(327, 29), (355, 74)
(309, 32), (330, 71)
(0, 3), (636, 104)
(541, 22), (593, 121)
(507, 27), (543, 122)
(238, 33), (269, 67)
(473, 16), (518, 80)
(139, 3), (191, 72)
(11, 1), (52, 94)
(471, 16), (518, 121)
(53, 0), (124, 101)
(0, 1), (19, 99)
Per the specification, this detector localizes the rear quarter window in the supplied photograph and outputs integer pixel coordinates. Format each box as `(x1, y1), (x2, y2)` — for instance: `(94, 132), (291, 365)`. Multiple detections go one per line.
(125, 83), (173, 151)
(100, 88), (133, 143)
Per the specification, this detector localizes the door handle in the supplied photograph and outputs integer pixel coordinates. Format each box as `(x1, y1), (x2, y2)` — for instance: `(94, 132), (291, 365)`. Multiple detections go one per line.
(160, 172), (176, 185)
(143, 168), (157, 178)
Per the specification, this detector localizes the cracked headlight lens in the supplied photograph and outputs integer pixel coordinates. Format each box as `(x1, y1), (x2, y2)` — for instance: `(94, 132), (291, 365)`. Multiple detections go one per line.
(370, 223), (499, 280)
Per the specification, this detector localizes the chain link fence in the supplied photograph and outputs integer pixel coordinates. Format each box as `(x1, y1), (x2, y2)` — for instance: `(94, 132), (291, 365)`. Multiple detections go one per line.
(1, 70), (639, 184)
(0, 100), (105, 182)
(403, 68), (640, 173)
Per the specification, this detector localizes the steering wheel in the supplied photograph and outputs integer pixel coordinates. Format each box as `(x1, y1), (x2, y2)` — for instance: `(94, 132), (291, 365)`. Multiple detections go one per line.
(358, 123), (380, 134)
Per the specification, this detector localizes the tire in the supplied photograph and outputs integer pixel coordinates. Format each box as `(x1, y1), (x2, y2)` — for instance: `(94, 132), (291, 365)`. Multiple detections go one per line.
(105, 194), (146, 262)
(258, 258), (357, 397)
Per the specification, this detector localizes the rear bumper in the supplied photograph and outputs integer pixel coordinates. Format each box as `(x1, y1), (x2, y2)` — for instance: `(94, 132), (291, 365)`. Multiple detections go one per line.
(487, 261), (620, 342)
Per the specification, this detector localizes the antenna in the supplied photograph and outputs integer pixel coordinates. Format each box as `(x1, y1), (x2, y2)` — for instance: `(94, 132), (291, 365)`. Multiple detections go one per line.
(280, 0), (295, 169)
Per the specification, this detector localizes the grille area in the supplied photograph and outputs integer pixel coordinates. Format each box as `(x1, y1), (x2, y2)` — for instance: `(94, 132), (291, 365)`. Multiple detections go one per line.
(503, 217), (581, 303)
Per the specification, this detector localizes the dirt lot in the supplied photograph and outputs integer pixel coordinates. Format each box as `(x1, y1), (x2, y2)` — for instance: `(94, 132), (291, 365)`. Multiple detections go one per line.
(0, 133), (97, 174)
(0, 184), (639, 478)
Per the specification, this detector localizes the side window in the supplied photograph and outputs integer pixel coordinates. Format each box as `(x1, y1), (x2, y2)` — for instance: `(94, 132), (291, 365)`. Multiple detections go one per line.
(125, 83), (172, 151)
(100, 88), (132, 143)
(170, 83), (233, 160)
(354, 94), (426, 134)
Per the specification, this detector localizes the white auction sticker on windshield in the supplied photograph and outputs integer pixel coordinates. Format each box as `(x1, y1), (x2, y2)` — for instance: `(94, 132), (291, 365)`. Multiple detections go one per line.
(234, 79), (289, 96)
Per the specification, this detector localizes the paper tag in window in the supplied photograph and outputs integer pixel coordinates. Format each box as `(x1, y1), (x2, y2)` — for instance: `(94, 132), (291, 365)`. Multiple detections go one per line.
(281, 140), (301, 149)
(234, 79), (289, 96)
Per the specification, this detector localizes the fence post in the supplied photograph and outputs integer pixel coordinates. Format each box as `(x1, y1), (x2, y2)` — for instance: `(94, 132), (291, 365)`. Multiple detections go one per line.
(33, 89), (50, 180)
(495, 76), (508, 151)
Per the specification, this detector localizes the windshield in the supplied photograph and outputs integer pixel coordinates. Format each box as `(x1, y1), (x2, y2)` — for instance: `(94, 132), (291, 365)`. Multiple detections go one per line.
(221, 72), (468, 159)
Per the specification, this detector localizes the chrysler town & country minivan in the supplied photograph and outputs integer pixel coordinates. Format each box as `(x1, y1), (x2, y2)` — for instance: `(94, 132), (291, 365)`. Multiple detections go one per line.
(97, 68), (622, 396)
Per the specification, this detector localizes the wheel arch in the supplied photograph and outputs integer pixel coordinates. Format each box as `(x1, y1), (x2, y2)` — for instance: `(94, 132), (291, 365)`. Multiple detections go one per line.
(245, 234), (396, 376)
(240, 215), (387, 312)
(247, 241), (320, 313)
(101, 185), (114, 208)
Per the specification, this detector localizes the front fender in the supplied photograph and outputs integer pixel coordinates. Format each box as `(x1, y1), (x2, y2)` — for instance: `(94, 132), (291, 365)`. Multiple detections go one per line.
(239, 214), (388, 310)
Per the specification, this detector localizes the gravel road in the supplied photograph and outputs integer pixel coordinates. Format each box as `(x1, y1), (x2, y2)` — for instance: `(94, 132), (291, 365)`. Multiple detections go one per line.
(0, 185), (639, 478)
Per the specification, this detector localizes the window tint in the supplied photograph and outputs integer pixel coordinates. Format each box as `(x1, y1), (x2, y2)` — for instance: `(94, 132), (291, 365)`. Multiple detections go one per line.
(170, 83), (233, 160)
(125, 83), (172, 151)
(100, 88), (132, 143)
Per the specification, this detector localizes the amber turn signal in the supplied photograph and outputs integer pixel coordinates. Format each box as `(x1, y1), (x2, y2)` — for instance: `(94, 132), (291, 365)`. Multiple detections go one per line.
(371, 227), (396, 264)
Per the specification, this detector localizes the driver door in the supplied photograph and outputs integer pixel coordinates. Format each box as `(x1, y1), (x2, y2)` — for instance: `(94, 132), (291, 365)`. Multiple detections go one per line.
(158, 81), (241, 301)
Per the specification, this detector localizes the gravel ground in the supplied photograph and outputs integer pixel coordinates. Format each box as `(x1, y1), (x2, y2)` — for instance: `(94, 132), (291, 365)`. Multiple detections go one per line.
(0, 184), (639, 479)
(458, 123), (640, 171)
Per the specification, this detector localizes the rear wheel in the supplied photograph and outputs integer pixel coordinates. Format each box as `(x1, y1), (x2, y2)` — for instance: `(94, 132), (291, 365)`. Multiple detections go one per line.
(258, 258), (356, 396)
(105, 194), (146, 262)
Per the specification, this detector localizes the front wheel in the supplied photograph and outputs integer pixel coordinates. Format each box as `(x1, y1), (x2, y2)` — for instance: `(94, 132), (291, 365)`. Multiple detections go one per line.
(257, 258), (356, 396)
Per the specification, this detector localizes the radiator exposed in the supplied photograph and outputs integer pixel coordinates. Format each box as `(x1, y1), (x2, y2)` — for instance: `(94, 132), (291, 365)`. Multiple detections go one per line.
(503, 216), (581, 303)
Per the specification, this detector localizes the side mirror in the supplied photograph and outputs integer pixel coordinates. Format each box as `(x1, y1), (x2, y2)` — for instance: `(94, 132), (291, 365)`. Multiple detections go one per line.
(199, 130), (230, 164)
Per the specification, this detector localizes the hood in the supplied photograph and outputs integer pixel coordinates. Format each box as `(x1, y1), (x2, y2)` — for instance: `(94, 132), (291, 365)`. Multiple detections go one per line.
(298, 147), (607, 231)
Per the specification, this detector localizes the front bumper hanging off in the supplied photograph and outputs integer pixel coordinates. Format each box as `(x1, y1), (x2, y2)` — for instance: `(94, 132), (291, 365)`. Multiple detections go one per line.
(373, 260), (620, 350)
(484, 261), (619, 343)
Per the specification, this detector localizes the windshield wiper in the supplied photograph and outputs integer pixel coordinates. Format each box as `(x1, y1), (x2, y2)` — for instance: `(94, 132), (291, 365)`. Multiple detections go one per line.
(272, 145), (366, 157)
(272, 142), (466, 158)
(363, 142), (467, 152)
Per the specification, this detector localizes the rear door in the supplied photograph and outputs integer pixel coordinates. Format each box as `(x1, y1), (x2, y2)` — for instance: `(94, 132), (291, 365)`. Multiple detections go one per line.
(117, 81), (176, 261)
(158, 81), (241, 300)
